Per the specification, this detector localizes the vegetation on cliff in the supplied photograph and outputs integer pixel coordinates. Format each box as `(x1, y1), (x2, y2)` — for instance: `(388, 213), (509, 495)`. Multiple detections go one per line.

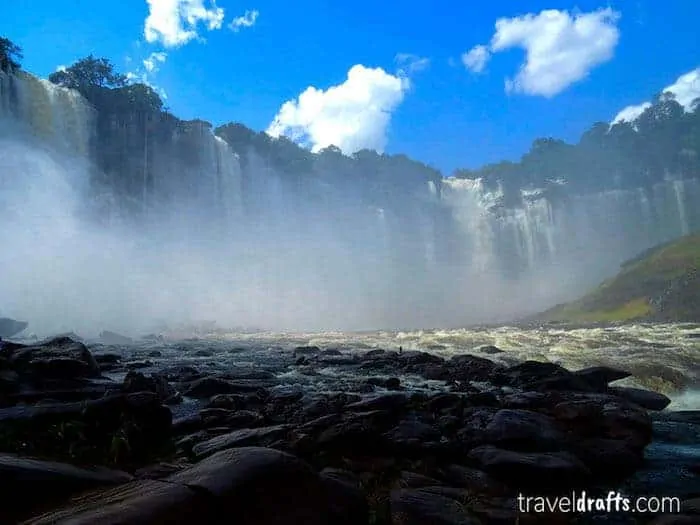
(537, 233), (700, 323)
(3, 34), (699, 207)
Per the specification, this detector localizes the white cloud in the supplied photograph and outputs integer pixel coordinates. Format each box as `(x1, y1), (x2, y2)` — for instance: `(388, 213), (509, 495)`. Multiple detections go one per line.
(612, 67), (700, 124)
(611, 102), (651, 125)
(465, 8), (620, 97)
(55, 65), (67, 73)
(395, 53), (430, 75)
(144, 0), (225, 47)
(143, 51), (167, 73)
(229, 9), (259, 32)
(462, 45), (490, 73)
(664, 67), (700, 109)
(267, 65), (410, 155)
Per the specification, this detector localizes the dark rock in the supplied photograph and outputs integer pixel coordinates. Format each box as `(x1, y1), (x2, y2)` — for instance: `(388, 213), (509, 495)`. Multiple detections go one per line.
(94, 353), (121, 365)
(390, 488), (480, 525)
(570, 438), (644, 478)
(182, 376), (264, 398)
(346, 393), (408, 412)
(0, 318), (28, 338)
(476, 345), (504, 354)
(436, 464), (508, 495)
(168, 447), (332, 524)
(396, 471), (444, 488)
(8, 337), (99, 378)
(573, 366), (631, 389)
(608, 386), (672, 411)
(23, 478), (211, 524)
(320, 468), (369, 525)
(449, 354), (504, 382)
(191, 424), (291, 458)
(147, 350), (163, 357)
(0, 454), (132, 523)
(193, 349), (213, 357)
(321, 349), (342, 356)
(98, 331), (133, 345)
(481, 409), (565, 451)
(467, 445), (591, 490)
(294, 346), (321, 356)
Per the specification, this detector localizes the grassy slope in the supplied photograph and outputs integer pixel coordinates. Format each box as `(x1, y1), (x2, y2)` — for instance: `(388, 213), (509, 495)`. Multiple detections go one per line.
(537, 233), (700, 323)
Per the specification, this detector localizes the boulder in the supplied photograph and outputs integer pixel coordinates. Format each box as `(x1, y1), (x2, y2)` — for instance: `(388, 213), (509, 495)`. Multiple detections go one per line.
(0, 318), (28, 338)
(390, 488), (480, 525)
(0, 454), (132, 523)
(168, 447), (332, 524)
(467, 445), (591, 490)
(608, 386), (672, 411)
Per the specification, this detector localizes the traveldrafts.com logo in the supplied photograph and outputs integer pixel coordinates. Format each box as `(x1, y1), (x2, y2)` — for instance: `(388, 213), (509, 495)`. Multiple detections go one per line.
(517, 491), (681, 514)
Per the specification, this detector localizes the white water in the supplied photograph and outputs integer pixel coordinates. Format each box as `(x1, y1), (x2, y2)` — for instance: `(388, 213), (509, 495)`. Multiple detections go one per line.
(1, 70), (699, 335)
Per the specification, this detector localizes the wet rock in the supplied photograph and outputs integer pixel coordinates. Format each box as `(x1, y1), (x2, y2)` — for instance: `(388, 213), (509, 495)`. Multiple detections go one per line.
(482, 409), (565, 451)
(609, 386), (672, 411)
(7, 337), (99, 378)
(436, 464), (508, 495)
(320, 468), (369, 525)
(98, 331), (133, 345)
(193, 349), (214, 357)
(191, 424), (291, 458)
(366, 377), (402, 390)
(0, 454), (132, 523)
(294, 345), (321, 356)
(476, 345), (504, 354)
(390, 488), (480, 525)
(147, 349), (163, 357)
(122, 371), (178, 403)
(168, 447), (332, 524)
(182, 376), (265, 398)
(0, 318), (28, 339)
(569, 438), (644, 478)
(467, 445), (591, 490)
(24, 478), (211, 524)
(397, 471), (445, 488)
(93, 353), (121, 365)
(346, 393), (408, 412)
(573, 366), (631, 389)
(448, 354), (504, 382)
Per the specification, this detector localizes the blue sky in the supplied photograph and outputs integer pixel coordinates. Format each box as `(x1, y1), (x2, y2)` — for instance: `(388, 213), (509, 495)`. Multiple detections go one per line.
(4, 0), (700, 173)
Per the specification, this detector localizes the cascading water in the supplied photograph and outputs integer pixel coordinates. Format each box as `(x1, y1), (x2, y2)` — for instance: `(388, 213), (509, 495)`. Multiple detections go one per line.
(1, 69), (699, 333)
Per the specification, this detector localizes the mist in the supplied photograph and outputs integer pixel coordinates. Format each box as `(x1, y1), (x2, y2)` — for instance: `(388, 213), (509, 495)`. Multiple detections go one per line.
(0, 121), (606, 339)
(2, 68), (698, 339)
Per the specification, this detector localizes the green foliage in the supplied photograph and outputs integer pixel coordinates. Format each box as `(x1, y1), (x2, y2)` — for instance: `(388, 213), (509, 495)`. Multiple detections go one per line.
(539, 233), (700, 323)
(48, 55), (127, 92)
(456, 94), (700, 197)
(0, 36), (22, 72)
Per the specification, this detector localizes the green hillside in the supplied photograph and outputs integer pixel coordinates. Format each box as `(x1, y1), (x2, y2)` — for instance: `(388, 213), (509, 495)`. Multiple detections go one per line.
(538, 233), (700, 323)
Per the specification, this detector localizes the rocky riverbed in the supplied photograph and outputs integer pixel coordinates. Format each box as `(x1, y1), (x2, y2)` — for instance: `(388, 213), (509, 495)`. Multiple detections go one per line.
(0, 326), (699, 524)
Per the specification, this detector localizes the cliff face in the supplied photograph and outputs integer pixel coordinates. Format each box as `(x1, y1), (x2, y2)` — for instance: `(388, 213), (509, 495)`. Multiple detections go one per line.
(3, 68), (700, 326)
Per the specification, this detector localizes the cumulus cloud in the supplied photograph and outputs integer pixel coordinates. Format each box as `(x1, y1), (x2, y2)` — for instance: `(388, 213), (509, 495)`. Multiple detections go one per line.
(612, 66), (700, 124)
(465, 8), (620, 97)
(267, 65), (410, 155)
(229, 9), (259, 32)
(462, 45), (490, 73)
(144, 0), (225, 47)
(143, 51), (167, 73)
(395, 53), (430, 75)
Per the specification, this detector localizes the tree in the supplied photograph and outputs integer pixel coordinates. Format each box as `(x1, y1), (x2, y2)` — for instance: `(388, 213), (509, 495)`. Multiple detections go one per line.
(0, 37), (22, 72)
(48, 55), (127, 100)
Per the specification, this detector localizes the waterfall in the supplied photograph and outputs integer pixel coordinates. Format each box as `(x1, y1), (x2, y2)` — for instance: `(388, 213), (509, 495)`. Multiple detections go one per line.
(3, 71), (94, 156)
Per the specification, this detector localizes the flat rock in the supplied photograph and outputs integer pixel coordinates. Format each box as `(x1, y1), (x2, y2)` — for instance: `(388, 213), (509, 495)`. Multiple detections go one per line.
(0, 317), (28, 338)
(573, 366), (631, 389)
(191, 424), (291, 458)
(467, 445), (591, 489)
(481, 409), (565, 451)
(22, 479), (209, 525)
(168, 447), (331, 524)
(390, 488), (480, 525)
(608, 386), (672, 411)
